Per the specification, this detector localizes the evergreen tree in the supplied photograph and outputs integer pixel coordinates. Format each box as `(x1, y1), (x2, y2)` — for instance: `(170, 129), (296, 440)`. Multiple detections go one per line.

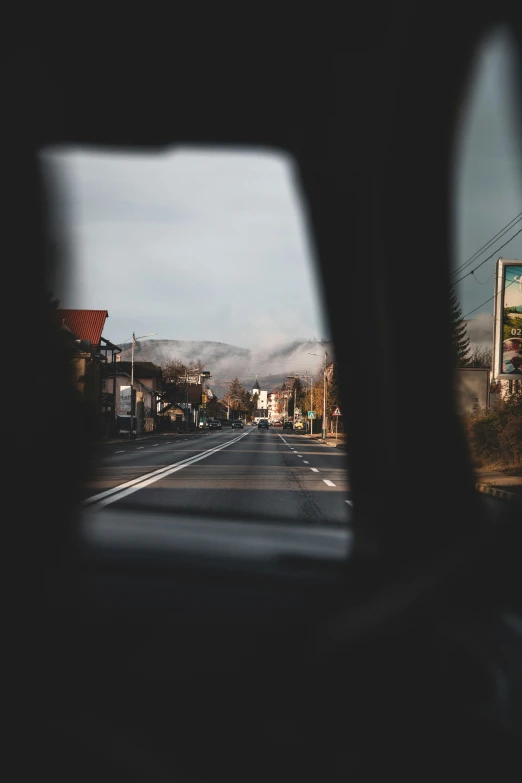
(450, 285), (471, 367)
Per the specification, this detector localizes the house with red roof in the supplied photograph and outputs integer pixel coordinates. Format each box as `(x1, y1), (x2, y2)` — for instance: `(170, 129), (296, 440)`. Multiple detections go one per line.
(52, 309), (164, 439)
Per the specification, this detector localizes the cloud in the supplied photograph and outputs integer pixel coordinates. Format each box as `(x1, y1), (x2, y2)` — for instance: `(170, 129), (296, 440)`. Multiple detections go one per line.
(42, 146), (329, 350)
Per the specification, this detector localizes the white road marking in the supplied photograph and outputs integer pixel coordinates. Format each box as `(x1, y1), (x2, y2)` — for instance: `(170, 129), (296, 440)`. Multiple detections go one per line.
(84, 431), (251, 510)
(311, 468), (319, 473)
(323, 480), (336, 487)
(346, 500), (354, 506)
(303, 461), (309, 464)
(137, 447), (145, 450)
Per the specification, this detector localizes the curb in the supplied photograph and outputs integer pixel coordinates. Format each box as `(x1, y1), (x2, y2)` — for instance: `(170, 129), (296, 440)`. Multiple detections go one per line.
(474, 482), (522, 504)
(94, 430), (203, 446)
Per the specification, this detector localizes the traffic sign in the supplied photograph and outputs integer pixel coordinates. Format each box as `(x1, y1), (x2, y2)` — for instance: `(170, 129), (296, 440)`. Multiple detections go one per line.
(307, 411), (316, 419)
(332, 407), (341, 416)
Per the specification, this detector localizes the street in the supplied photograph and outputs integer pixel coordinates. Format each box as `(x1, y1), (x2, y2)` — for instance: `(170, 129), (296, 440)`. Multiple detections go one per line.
(82, 427), (353, 526)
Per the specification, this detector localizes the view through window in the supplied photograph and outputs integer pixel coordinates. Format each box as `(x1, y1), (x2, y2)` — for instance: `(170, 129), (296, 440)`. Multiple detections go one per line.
(39, 146), (353, 527)
(452, 26), (522, 497)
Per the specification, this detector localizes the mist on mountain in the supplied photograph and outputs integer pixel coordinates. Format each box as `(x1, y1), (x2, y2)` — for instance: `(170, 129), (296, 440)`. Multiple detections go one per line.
(117, 338), (335, 397)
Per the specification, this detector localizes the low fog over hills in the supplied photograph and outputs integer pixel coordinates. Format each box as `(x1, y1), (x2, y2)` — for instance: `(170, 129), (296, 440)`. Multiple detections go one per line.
(117, 314), (491, 398)
(117, 339), (335, 398)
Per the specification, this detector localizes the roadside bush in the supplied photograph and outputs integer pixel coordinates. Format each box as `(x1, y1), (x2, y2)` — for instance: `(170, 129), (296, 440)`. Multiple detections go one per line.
(465, 391), (522, 469)
(498, 414), (522, 466)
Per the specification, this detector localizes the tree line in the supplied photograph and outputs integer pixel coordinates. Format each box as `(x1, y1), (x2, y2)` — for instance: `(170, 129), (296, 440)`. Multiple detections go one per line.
(451, 285), (521, 469)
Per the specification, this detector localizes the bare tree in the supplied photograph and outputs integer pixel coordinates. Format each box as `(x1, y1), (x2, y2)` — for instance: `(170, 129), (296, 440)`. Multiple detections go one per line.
(468, 344), (492, 369)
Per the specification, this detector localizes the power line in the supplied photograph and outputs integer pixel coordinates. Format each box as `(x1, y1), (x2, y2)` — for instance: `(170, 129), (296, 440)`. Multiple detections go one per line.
(451, 226), (522, 287)
(462, 277), (516, 319)
(451, 211), (522, 279)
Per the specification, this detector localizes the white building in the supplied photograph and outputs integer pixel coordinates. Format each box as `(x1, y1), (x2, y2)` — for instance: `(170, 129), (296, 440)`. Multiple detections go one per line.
(252, 377), (268, 418)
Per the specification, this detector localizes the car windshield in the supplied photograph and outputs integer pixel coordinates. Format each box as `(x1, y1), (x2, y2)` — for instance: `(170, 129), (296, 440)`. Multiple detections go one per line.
(36, 27), (522, 553)
(40, 146), (352, 531)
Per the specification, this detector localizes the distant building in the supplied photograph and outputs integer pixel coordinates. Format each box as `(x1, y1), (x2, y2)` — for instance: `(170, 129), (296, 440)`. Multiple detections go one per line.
(251, 377), (268, 417)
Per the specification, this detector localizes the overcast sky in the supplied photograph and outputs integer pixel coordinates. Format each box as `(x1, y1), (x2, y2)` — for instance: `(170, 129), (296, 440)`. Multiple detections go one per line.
(41, 25), (522, 351)
(453, 24), (522, 341)
(42, 144), (329, 350)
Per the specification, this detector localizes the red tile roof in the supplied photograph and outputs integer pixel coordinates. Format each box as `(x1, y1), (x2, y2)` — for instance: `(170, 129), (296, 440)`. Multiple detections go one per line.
(53, 310), (109, 344)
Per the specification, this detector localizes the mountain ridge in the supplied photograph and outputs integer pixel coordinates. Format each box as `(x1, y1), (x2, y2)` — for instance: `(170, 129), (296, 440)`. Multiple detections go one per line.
(117, 338), (335, 397)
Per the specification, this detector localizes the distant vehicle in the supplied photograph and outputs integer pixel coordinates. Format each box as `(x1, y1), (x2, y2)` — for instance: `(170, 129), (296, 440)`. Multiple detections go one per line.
(293, 420), (304, 431)
(231, 420), (243, 429)
(283, 421), (293, 430)
(208, 419), (222, 430)
(258, 419), (269, 429)
(273, 420), (282, 427)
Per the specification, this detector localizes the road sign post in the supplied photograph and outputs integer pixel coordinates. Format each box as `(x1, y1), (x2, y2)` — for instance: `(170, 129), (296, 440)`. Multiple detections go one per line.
(332, 407), (341, 440)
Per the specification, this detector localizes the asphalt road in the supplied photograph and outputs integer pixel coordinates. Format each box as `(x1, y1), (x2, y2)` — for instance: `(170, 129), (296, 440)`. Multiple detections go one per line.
(83, 427), (353, 526)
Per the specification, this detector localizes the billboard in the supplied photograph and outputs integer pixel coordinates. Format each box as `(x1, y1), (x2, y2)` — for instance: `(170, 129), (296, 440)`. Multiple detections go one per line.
(120, 385), (131, 413)
(492, 259), (522, 379)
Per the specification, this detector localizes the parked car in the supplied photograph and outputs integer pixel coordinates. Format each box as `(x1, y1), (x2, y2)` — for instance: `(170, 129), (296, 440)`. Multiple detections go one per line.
(258, 418), (269, 429)
(231, 420), (243, 429)
(283, 421), (293, 430)
(293, 420), (304, 431)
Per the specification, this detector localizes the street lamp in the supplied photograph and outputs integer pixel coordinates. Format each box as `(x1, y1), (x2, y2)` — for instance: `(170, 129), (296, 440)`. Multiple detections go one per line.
(182, 367), (211, 431)
(124, 332), (157, 439)
(288, 373), (314, 434)
(308, 351), (327, 440)
(285, 377), (297, 420)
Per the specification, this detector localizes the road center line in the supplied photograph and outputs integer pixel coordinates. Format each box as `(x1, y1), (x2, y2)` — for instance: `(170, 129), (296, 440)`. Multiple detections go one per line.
(84, 431), (251, 510)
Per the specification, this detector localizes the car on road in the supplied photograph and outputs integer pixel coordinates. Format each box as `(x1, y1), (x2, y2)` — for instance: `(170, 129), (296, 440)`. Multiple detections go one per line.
(258, 418), (269, 429)
(231, 420), (243, 429)
(282, 421), (293, 430)
(273, 420), (282, 427)
(208, 419), (222, 429)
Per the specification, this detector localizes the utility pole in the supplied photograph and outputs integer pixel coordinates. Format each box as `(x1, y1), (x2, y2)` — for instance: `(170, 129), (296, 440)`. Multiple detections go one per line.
(185, 372), (189, 431)
(288, 372), (313, 433)
(127, 331), (156, 439)
(130, 333), (135, 439)
(322, 350), (327, 440)
(308, 350), (328, 440)
(308, 372), (313, 436)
